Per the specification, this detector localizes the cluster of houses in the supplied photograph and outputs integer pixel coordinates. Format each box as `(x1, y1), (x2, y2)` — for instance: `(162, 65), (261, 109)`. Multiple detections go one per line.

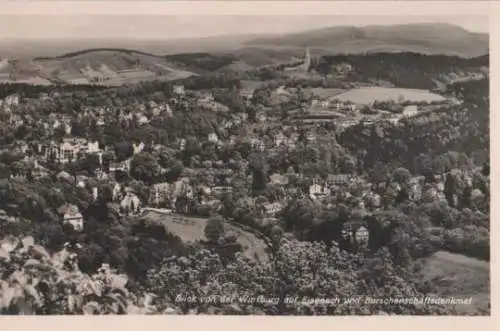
(1, 80), (481, 242)
(310, 98), (358, 113)
(36, 138), (102, 164)
(31, 127), (485, 233)
(0, 94), (20, 113)
(243, 126), (319, 153)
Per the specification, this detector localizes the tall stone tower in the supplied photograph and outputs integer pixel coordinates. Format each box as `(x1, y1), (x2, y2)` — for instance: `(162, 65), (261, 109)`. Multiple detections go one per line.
(302, 47), (311, 72)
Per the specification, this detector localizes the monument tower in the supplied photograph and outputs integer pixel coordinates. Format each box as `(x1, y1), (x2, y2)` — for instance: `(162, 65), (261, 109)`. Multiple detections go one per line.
(302, 47), (311, 72)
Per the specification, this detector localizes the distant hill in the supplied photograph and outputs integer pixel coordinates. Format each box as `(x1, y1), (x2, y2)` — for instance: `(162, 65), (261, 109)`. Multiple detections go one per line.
(226, 47), (307, 67)
(164, 52), (240, 74)
(0, 48), (198, 86)
(0, 23), (489, 86)
(245, 23), (489, 58)
(216, 61), (255, 73)
(164, 48), (302, 73)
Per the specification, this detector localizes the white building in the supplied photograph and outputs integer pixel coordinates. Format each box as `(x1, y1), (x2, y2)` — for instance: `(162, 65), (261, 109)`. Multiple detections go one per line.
(326, 174), (354, 187)
(173, 85), (185, 96)
(263, 202), (284, 216)
(92, 187), (99, 201)
(133, 142), (145, 155)
(208, 133), (219, 143)
(3, 94), (20, 107)
(402, 105), (419, 117)
(355, 226), (369, 244)
(120, 192), (142, 215)
(179, 138), (186, 151)
(137, 115), (150, 126)
(274, 133), (286, 147)
(309, 180), (331, 200)
(239, 89), (254, 101)
(150, 182), (171, 205)
(112, 183), (123, 201)
(269, 173), (289, 186)
(250, 138), (265, 152)
(42, 138), (101, 164)
(59, 204), (84, 232)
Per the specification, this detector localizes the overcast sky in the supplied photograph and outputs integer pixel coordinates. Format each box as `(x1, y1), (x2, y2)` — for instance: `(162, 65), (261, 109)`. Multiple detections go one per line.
(0, 15), (489, 40)
(0, 1), (489, 40)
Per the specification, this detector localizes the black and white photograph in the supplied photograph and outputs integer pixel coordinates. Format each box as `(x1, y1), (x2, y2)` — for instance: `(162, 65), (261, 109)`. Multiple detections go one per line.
(0, 0), (492, 318)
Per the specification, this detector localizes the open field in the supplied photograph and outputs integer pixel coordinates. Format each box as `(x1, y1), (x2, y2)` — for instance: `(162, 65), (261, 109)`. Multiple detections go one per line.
(117, 69), (157, 81)
(309, 88), (345, 99)
(240, 80), (270, 90)
(13, 76), (53, 85)
(335, 87), (447, 105)
(417, 250), (489, 314)
(143, 211), (269, 262)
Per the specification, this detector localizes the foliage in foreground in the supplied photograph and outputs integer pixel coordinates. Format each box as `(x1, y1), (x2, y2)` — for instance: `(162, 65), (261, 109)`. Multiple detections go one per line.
(0, 236), (160, 315)
(146, 237), (457, 315)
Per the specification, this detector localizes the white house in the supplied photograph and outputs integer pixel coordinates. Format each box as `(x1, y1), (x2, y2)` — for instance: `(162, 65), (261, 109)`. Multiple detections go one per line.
(208, 133), (219, 143)
(95, 117), (106, 126)
(263, 202), (284, 216)
(150, 182), (171, 205)
(239, 89), (254, 101)
(120, 192), (142, 215)
(309, 181), (331, 200)
(112, 183), (123, 201)
(179, 138), (186, 151)
(0, 209), (8, 222)
(3, 94), (20, 107)
(274, 133), (286, 147)
(326, 174), (353, 187)
(276, 86), (290, 96)
(256, 112), (267, 123)
(212, 186), (233, 195)
(250, 138), (265, 152)
(133, 142), (145, 155)
(402, 105), (419, 117)
(91, 187), (98, 201)
(165, 104), (174, 117)
(12, 141), (29, 155)
(173, 84), (185, 96)
(64, 122), (73, 135)
(355, 226), (369, 244)
(198, 93), (215, 106)
(137, 115), (150, 126)
(76, 175), (88, 188)
(269, 173), (289, 186)
(87, 141), (100, 154)
(471, 188), (484, 200)
(305, 132), (317, 143)
(42, 138), (101, 164)
(59, 204), (84, 232)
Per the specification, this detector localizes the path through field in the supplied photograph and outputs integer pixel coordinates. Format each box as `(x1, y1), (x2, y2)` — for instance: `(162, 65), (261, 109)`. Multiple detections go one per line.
(143, 211), (269, 262)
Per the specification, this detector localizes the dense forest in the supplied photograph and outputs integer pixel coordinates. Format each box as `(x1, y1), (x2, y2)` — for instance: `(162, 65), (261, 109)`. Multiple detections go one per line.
(314, 53), (488, 89)
(165, 53), (240, 73)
